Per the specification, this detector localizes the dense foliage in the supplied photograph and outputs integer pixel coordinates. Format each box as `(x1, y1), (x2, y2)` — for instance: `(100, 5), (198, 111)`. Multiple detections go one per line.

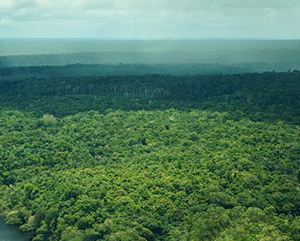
(0, 66), (300, 240)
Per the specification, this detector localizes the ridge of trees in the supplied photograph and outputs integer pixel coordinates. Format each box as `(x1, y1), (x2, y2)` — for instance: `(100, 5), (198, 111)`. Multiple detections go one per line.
(0, 67), (299, 124)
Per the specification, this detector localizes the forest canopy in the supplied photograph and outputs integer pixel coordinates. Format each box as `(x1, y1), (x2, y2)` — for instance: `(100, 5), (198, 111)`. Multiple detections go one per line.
(0, 65), (300, 240)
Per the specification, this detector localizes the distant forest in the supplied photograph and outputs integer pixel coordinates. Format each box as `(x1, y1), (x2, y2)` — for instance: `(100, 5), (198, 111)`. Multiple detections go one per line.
(1, 65), (299, 123)
(0, 65), (300, 241)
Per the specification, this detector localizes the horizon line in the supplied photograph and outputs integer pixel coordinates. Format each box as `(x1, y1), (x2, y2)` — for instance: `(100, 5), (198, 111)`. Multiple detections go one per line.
(1, 37), (300, 41)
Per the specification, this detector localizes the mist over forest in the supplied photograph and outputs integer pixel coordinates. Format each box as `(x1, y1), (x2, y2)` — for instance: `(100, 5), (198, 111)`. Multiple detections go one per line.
(1, 40), (299, 73)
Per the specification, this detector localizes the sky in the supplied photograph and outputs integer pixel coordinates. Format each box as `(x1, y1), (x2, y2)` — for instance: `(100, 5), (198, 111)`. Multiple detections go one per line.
(0, 0), (300, 39)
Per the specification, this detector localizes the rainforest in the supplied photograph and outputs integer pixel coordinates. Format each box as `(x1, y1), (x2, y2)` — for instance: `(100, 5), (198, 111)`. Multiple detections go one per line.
(0, 64), (300, 241)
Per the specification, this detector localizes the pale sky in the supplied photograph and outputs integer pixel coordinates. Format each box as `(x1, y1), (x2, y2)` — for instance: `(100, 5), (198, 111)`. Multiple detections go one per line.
(1, 0), (300, 39)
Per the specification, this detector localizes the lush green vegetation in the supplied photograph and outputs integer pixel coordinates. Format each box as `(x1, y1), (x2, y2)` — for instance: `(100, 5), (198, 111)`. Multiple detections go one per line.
(0, 65), (300, 240)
